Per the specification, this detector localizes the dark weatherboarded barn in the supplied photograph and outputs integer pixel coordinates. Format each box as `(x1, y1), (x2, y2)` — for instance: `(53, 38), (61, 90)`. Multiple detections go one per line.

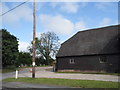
(56, 25), (120, 73)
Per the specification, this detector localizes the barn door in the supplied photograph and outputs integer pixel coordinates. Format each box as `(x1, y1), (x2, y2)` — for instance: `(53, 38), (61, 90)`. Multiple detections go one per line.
(99, 56), (107, 72)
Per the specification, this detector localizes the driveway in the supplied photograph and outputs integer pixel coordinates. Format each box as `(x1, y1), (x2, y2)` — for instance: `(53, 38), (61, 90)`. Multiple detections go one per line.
(13, 66), (120, 82)
(2, 66), (119, 82)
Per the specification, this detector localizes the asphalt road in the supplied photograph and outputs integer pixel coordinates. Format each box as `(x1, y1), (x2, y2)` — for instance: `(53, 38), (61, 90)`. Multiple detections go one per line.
(2, 81), (69, 88)
(2, 70), (29, 80)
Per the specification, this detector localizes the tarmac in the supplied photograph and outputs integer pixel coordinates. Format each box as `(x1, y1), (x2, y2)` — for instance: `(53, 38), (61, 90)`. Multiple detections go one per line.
(2, 81), (69, 88)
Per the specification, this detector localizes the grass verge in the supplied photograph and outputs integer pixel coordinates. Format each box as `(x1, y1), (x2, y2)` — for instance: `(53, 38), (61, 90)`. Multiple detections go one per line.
(3, 77), (119, 88)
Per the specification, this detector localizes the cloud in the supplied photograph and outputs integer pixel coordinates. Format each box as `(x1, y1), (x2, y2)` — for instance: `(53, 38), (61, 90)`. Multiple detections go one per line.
(50, 2), (87, 13)
(75, 21), (87, 31)
(95, 2), (114, 11)
(39, 14), (87, 36)
(36, 32), (41, 38)
(18, 41), (30, 52)
(0, 3), (2, 15)
(50, 2), (60, 8)
(0, 3), (2, 28)
(2, 3), (33, 25)
(39, 14), (74, 35)
(99, 18), (111, 27)
(60, 2), (79, 13)
(36, 2), (45, 11)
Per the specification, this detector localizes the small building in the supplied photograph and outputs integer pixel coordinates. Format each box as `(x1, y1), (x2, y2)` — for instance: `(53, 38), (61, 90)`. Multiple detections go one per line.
(56, 25), (120, 73)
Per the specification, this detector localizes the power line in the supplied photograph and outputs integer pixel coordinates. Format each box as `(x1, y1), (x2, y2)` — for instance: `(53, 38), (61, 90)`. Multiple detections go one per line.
(0, 0), (30, 16)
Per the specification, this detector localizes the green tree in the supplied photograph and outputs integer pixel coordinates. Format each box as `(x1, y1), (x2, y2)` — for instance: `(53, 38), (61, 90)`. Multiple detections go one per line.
(2, 29), (19, 67)
(18, 52), (32, 66)
(28, 32), (60, 65)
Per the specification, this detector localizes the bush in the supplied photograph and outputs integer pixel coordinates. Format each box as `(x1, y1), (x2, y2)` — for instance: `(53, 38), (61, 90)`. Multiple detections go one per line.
(3, 65), (16, 70)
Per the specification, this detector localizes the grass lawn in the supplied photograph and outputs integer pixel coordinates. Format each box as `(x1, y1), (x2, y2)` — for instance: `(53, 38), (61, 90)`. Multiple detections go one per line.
(3, 77), (119, 88)
(56, 72), (120, 76)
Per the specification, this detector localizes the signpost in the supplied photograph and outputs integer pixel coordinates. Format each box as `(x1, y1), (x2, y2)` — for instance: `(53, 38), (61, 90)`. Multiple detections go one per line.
(15, 70), (18, 79)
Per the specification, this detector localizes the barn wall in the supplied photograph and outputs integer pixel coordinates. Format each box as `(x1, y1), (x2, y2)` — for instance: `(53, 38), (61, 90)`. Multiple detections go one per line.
(56, 54), (119, 73)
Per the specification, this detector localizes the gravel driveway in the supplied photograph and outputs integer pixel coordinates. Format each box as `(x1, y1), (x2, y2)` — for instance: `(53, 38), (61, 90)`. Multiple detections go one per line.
(15, 66), (120, 82)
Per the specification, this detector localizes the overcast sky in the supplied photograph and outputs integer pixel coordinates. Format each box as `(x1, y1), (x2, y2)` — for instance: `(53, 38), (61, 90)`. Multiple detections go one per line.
(0, 1), (118, 52)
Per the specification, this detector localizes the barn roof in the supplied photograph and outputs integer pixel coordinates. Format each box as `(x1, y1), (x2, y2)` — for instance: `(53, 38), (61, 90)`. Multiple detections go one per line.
(57, 25), (120, 57)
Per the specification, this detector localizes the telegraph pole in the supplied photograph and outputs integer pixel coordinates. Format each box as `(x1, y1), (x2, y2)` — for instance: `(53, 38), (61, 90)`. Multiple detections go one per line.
(32, 0), (36, 78)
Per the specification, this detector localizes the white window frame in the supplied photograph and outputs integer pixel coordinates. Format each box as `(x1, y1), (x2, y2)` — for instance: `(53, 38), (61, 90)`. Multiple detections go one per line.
(69, 58), (75, 64)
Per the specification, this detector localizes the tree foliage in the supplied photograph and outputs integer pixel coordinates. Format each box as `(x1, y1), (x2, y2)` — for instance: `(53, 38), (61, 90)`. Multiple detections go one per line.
(18, 52), (32, 66)
(2, 29), (19, 67)
(28, 32), (60, 65)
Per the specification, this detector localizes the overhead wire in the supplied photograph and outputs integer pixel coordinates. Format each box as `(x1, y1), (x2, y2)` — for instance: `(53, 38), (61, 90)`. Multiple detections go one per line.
(0, 0), (30, 16)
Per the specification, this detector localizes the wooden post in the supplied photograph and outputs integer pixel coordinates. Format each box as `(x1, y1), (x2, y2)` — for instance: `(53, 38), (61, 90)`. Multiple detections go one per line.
(32, 0), (36, 78)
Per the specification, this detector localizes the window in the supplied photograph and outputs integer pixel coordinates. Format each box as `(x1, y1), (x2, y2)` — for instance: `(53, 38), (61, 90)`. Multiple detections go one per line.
(99, 56), (107, 63)
(69, 58), (75, 64)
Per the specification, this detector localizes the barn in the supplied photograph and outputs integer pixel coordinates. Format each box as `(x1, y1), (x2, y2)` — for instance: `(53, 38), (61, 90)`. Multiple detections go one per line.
(56, 25), (120, 73)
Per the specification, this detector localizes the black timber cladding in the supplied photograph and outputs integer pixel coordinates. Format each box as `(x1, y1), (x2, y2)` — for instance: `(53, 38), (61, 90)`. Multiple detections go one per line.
(56, 54), (119, 72)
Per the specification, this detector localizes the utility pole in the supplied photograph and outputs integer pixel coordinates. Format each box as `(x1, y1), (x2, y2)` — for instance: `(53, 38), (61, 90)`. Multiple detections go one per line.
(32, 0), (36, 78)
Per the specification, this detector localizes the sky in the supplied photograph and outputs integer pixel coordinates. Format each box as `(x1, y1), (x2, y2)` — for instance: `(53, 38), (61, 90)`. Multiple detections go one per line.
(0, 1), (118, 52)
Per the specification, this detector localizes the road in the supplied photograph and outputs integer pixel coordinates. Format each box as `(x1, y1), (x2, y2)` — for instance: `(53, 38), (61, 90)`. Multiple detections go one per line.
(1, 67), (70, 88)
(2, 72), (69, 88)
(1, 66), (120, 89)
(2, 69), (30, 80)
(2, 81), (69, 88)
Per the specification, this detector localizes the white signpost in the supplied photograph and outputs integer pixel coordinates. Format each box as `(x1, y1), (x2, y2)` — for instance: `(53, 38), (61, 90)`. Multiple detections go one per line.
(15, 70), (18, 79)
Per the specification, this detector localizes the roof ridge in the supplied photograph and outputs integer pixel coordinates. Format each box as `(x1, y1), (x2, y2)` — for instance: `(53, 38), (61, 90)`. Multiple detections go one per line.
(61, 25), (118, 45)
(77, 24), (119, 33)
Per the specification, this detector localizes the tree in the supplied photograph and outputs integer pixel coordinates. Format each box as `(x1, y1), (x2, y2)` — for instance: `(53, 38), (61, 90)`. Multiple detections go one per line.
(18, 52), (32, 66)
(2, 29), (19, 67)
(29, 32), (60, 65)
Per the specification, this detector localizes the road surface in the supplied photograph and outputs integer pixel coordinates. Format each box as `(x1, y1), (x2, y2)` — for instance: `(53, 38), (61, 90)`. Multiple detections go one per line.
(1, 66), (119, 89)
(2, 81), (69, 88)
(2, 67), (70, 88)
